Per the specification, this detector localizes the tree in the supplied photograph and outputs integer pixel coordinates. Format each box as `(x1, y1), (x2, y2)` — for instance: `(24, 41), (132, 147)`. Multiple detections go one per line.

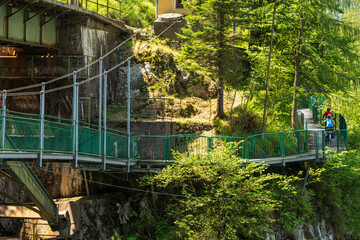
(178, 0), (249, 118)
(262, 0), (277, 133)
(147, 144), (300, 239)
(248, 0), (359, 130)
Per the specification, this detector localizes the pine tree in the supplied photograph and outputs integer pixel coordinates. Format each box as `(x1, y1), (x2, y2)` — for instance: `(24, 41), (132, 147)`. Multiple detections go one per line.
(178, 0), (249, 118)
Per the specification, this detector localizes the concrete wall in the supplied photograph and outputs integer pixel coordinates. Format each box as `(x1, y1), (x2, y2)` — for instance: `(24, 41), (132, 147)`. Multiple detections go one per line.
(107, 120), (176, 136)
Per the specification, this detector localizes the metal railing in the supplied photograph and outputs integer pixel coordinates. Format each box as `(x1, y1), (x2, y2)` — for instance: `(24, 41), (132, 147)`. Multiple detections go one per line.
(58, 0), (121, 19)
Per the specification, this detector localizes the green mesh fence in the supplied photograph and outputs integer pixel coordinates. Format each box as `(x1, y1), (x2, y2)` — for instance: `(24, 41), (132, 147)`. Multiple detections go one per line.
(168, 135), (208, 159)
(44, 120), (73, 154)
(0, 112), (139, 159)
(5, 115), (40, 152)
(139, 135), (167, 160)
(0, 105), (348, 164)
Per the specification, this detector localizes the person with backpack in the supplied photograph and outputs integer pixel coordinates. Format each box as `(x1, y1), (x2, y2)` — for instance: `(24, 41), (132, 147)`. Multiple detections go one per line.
(323, 114), (335, 128)
(323, 108), (334, 119)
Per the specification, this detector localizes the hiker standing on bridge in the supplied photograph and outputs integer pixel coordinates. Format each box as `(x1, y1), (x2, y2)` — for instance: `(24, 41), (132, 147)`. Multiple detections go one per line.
(323, 108), (334, 119)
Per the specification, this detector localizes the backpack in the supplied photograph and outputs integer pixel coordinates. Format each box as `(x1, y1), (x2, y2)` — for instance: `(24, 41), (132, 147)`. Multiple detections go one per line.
(325, 119), (334, 128)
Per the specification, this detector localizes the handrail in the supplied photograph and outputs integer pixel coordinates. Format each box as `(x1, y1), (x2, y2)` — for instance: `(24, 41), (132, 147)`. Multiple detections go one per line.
(0, 107), (348, 168)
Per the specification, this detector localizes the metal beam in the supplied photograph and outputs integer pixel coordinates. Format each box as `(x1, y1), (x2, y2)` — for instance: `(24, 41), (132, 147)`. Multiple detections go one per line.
(23, 7), (52, 23)
(6, 3), (33, 19)
(40, 10), (68, 26)
(3, 161), (64, 229)
(0, 0), (11, 8)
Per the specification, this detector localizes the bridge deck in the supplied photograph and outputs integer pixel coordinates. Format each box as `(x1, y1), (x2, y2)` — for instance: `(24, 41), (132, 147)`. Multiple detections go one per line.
(0, 108), (347, 172)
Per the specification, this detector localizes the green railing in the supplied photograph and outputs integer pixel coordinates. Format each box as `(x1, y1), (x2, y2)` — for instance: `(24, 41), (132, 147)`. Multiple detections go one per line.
(309, 95), (348, 151)
(0, 106), (348, 167)
(1, 111), (138, 160)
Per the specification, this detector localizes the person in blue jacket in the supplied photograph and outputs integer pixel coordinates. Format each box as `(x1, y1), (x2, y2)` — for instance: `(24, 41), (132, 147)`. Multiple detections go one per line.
(323, 114), (335, 129)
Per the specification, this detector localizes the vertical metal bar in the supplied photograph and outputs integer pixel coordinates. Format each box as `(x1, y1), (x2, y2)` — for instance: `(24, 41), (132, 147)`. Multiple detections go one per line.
(245, 137), (249, 165)
(322, 131), (325, 158)
(336, 130), (339, 152)
(103, 72), (107, 170)
(75, 83), (79, 168)
(165, 137), (170, 162)
(1, 90), (7, 150)
(280, 134), (285, 165)
(72, 72), (77, 154)
(207, 137), (212, 152)
(127, 60), (131, 172)
(315, 131), (318, 159)
(39, 83), (45, 168)
(99, 57), (103, 156)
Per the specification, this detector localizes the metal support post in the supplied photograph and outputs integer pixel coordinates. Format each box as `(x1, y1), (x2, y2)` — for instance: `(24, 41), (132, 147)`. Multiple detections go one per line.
(336, 130), (339, 152)
(1, 90), (7, 150)
(72, 73), (79, 167)
(280, 134), (285, 166)
(103, 72), (107, 170)
(98, 57), (103, 156)
(127, 59), (131, 173)
(245, 137), (249, 165)
(322, 131), (325, 158)
(74, 83), (79, 168)
(315, 131), (319, 160)
(207, 137), (212, 152)
(72, 72), (76, 154)
(164, 137), (170, 163)
(39, 83), (45, 168)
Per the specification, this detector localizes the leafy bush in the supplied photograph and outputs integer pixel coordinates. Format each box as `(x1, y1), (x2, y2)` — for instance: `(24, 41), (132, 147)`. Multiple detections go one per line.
(145, 144), (306, 239)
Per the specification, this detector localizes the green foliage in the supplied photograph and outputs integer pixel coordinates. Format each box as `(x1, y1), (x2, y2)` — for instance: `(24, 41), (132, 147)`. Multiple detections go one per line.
(308, 151), (360, 238)
(58, 0), (155, 28)
(145, 144), (306, 239)
(214, 107), (261, 135)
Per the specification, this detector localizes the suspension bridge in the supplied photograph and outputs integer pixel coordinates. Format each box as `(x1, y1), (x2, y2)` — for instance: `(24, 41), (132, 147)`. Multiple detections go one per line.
(0, 0), (349, 236)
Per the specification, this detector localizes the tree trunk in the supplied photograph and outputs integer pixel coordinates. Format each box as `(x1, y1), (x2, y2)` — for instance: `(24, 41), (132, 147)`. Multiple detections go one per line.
(262, 0), (277, 133)
(216, 0), (225, 119)
(291, 11), (303, 130)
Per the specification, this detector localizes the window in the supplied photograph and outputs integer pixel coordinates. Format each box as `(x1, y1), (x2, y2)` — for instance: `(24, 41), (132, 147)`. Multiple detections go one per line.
(176, 0), (184, 8)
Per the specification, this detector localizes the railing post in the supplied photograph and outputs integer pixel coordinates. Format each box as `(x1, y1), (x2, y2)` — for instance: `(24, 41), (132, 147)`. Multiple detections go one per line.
(39, 83), (45, 168)
(127, 59), (131, 173)
(72, 72), (79, 168)
(345, 130), (348, 151)
(72, 72), (77, 155)
(103, 72), (107, 170)
(245, 137), (249, 165)
(207, 137), (212, 152)
(165, 136), (170, 163)
(336, 130), (339, 152)
(315, 131), (318, 159)
(297, 131), (300, 154)
(1, 90), (7, 151)
(322, 131), (325, 158)
(280, 134), (285, 165)
(98, 57), (103, 156)
(74, 83), (79, 168)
